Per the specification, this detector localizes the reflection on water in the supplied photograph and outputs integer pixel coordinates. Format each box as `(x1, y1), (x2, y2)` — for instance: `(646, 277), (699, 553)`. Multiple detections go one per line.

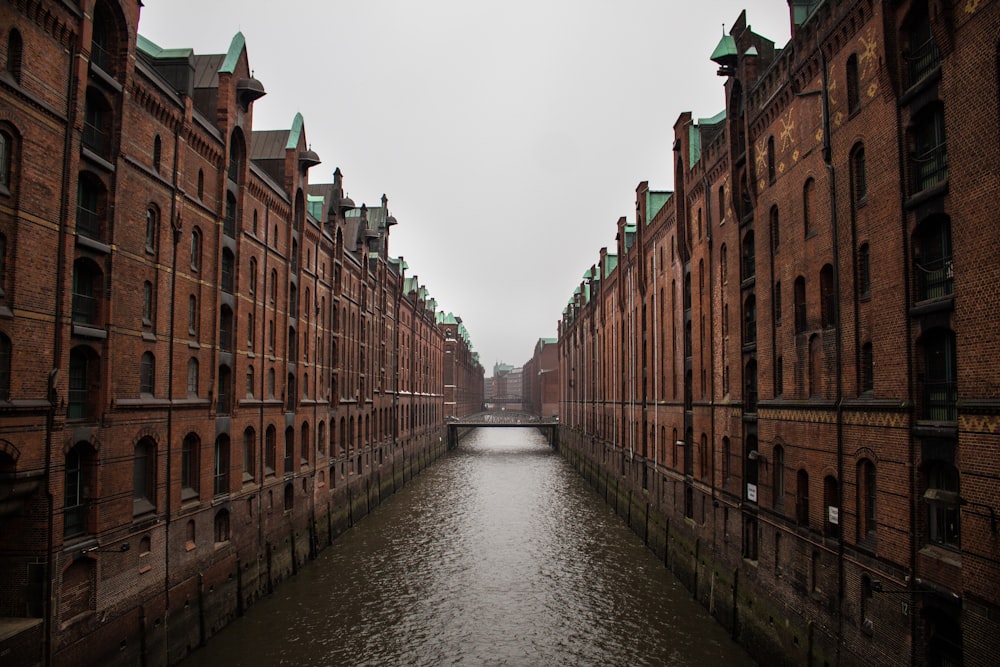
(182, 428), (755, 666)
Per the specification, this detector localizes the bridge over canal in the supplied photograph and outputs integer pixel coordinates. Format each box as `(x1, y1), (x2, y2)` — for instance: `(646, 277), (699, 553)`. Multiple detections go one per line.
(446, 411), (559, 448)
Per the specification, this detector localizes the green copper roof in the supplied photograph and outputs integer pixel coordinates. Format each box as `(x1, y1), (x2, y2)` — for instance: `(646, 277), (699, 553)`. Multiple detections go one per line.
(307, 194), (324, 220)
(699, 109), (727, 126)
(219, 33), (246, 74)
(286, 112), (305, 150)
(605, 254), (619, 278)
(646, 191), (671, 225)
(689, 125), (702, 168)
(136, 35), (192, 59)
(710, 34), (737, 64)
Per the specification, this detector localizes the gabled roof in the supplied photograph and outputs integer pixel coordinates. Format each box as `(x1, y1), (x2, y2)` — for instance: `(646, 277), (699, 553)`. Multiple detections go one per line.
(219, 32), (247, 74)
(645, 190), (672, 225)
(250, 129), (289, 161)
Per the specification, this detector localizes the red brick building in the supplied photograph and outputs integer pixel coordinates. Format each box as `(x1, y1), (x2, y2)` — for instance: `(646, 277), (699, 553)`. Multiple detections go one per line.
(522, 338), (559, 419)
(0, 2), (481, 665)
(438, 311), (484, 418)
(558, 2), (1000, 665)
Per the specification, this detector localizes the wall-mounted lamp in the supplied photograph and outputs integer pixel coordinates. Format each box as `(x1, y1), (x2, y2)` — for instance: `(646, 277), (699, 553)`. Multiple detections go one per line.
(748, 449), (764, 462)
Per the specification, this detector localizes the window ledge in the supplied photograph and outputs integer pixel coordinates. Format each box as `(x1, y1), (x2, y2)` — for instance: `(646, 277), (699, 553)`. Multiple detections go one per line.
(905, 181), (948, 210)
(75, 235), (111, 254)
(72, 324), (107, 340)
(910, 295), (953, 317)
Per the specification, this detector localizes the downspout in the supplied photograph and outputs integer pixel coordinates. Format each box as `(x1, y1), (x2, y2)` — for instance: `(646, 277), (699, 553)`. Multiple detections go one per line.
(45, 39), (81, 667)
(259, 204), (270, 550)
(820, 49), (847, 659)
(704, 171), (718, 550)
(163, 118), (183, 661)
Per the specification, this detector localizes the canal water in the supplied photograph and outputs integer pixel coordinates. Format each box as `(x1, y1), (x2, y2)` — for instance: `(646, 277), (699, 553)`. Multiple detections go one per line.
(181, 428), (755, 666)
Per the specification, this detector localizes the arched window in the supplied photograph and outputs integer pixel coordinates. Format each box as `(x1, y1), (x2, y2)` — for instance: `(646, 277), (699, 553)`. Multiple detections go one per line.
(197, 169), (204, 200)
(213, 434), (230, 496)
(245, 364), (254, 398)
(265, 425), (276, 474)
(214, 509), (230, 543)
(267, 367), (275, 398)
(139, 351), (155, 395)
(743, 294), (757, 344)
(803, 178), (815, 237)
(318, 421), (326, 457)
(90, 1), (121, 77)
(249, 257), (257, 294)
(851, 143), (867, 205)
(286, 372), (296, 411)
(186, 357), (199, 396)
(145, 205), (158, 252)
(270, 269), (277, 303)
(133, 438), (156, 514)
(190, 227), (202, 271)
(152, 135), (162, 173)
(82, 88), (112, 158)
(719, 243), (727, 284)
(6, 29), (23, 84)
(846, 54), (860, 115)
(243, 427), (256, 481)
(181, 433), (199, 496)
(857, 459), (876, 542)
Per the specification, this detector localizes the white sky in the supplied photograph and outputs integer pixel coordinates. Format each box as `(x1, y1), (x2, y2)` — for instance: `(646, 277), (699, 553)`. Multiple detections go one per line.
(137, 1), (791, 371)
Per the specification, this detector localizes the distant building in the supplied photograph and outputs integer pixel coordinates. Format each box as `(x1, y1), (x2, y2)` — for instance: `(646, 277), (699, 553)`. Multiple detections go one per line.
(523, 338), (559, 418)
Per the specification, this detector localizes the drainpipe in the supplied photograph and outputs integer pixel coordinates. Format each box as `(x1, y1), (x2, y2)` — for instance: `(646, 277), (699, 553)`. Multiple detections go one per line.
(163, 116), (183, 664)
(704, 170), (718, 552)
(45, 38), (81, 667)
(820, 49), (846, 660)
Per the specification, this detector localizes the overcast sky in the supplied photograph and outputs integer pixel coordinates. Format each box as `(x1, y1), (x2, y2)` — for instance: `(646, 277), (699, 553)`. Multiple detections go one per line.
(138, 1), (791, 372)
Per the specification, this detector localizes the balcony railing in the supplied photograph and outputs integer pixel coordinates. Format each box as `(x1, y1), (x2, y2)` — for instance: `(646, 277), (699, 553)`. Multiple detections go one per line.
(922, 380), (957, 421)
(82, 120), (110, 158)
(907, 32), (940, 87)
(915, 256), (953, 301)
(912, 143), (948, 193)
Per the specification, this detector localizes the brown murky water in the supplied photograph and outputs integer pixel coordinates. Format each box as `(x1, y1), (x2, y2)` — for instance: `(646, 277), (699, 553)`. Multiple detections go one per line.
(181, 428), (755, 666)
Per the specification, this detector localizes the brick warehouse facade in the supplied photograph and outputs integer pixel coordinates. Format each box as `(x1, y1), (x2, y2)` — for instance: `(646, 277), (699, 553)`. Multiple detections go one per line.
(557, 2), (999, 666)
(522, 338), (559, 419)
(0, 2), (483, 666)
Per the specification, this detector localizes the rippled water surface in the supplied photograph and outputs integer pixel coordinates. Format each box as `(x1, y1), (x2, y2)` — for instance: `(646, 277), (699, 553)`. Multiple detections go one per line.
(182, 429), (755, 666)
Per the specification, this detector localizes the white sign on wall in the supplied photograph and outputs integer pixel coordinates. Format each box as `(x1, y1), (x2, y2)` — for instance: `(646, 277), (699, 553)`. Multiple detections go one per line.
(747, 484), (757, 502)
(828, 506), (839, 524)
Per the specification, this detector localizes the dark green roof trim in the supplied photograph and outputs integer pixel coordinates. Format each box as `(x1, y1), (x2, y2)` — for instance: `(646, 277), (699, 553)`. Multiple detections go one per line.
(136, 35), (192, 59)
(219, 32), (246, 74)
